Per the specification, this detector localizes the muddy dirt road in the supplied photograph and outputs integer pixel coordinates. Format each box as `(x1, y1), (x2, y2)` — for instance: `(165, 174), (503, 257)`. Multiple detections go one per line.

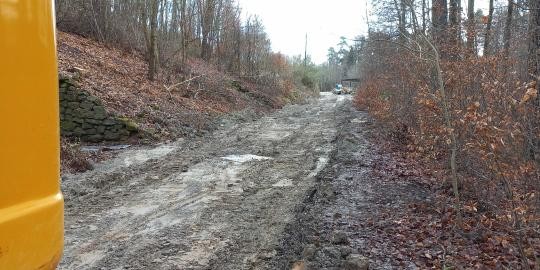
(60, 93), (355, 269)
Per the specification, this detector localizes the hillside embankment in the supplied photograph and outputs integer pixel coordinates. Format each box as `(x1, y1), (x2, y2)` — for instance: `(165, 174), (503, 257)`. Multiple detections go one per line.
(57, 32), (314, 173)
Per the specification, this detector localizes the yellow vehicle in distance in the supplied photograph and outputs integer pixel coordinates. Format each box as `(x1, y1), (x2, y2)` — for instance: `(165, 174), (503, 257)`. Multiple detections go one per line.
(0, 1), (64, 269)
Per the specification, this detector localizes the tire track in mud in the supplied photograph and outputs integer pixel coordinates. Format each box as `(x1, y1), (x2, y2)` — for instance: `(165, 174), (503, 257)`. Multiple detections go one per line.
(60, 93), (349, 269)
(263, 98), (431, 270)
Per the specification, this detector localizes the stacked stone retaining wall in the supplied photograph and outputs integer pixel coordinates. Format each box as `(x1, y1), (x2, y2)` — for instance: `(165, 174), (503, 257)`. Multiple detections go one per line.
(59, 76), (137, 142)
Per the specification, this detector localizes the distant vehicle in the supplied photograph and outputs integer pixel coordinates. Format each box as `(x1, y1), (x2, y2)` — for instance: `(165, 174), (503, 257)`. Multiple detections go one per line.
(333, 84), (343, 95)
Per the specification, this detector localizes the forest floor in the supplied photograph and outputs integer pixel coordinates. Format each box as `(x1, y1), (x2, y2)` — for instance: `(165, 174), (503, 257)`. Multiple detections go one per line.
(59, 93), (441, 270)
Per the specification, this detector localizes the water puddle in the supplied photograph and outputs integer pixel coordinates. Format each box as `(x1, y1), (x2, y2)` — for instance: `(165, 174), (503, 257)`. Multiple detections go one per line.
(76, 249), (105, 268)
(350, 118), (368, 124)
(258, 130), (291, 141)
(111, 204), (160, 216)
(80, 145), (131, 153)
(308, 156), (329, 178)
(83, 142), (180, 175)
(221, 154), (272, 163)
(272, 179), (293, 187)
(319, 92), (332, 96)
(122, 144), (176, 166)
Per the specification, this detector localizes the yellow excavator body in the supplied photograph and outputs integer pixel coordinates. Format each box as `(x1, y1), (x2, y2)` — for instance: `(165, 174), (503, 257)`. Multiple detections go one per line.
(0, 0), (64, 269)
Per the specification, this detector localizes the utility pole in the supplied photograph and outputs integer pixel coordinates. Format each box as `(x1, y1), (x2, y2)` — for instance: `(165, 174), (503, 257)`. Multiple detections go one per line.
(304, 33), (308, 67)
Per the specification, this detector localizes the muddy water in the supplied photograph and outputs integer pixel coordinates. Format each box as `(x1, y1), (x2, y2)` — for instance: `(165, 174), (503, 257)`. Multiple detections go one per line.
(60, 92), (349, 269)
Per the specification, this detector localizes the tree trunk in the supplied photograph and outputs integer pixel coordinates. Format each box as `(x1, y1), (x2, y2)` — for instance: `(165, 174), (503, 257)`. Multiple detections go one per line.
(483, 0), (494, 55)
(180, 0), (187, 67)
(425, 36), (463, 226)
(528, 0), (540, 79)
(400, 0), (407, 37)
(449, 0), (459, 44)
(422, 0), (426, 33)
(466, 0), (475, 53)
(503, 0), (514, 57)
(393, 0), (407, 40)
(432, 0), (448, 42)
(234, 22), (241, 74)
(528, 0), (540, 160)
(148, 0), (159, 81)
(89, 0), (105, 42)
(170, 0), (179, 36)
(200, 0), (215, 61)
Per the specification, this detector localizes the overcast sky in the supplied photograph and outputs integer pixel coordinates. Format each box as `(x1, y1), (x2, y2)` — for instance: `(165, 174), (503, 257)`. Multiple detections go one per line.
(237, 0), (494, 64)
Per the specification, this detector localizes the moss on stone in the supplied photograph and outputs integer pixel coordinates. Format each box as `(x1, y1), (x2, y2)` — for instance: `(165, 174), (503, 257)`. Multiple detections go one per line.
(118, 117), (139, 132)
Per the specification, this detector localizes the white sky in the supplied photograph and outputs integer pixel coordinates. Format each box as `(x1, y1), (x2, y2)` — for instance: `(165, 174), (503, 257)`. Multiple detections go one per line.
(237, 0), (369, 64)
(237, 0), (492, 64)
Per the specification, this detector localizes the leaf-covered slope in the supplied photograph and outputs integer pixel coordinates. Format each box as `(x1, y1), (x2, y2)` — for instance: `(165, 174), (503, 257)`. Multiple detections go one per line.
(57, 31), (284, 140)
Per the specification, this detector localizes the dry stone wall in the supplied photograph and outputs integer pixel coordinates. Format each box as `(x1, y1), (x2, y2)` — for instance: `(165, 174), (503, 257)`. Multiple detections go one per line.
(59, 76), (137, 142)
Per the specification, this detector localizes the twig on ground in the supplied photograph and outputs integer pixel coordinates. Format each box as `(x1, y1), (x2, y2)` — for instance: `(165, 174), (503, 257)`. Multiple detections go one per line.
(164, 74), (206, 98)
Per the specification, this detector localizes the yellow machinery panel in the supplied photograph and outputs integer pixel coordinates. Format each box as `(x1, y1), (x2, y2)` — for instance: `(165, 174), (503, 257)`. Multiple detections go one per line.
(0, 0), (64, 269)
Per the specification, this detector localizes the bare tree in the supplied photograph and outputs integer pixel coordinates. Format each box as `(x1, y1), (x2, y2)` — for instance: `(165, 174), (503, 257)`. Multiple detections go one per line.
(484, 0), (495, 55)
(432, 0), (448, 42)
(422, 0), (427, 33)
(528, 0), (540, 81)
(199, 0), (215, 61)
(143, 0), (160, 81)
(467, 0), (476, 53)
(56, 0), (281, 85)
(449, 0), (460, 44)
(528, 0), (540, 159)
(180, 0), (189, 67)
(503, 0), (514, 57)
(394, 0), (407, 38)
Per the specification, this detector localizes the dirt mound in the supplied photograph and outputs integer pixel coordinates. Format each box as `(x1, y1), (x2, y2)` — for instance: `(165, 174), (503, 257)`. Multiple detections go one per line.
(57, 32), (285, 141)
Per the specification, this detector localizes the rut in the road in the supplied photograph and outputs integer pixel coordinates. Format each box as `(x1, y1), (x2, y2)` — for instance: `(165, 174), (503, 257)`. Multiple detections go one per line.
(60, 93), (346, 270)
(264, 98), (431, 270)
